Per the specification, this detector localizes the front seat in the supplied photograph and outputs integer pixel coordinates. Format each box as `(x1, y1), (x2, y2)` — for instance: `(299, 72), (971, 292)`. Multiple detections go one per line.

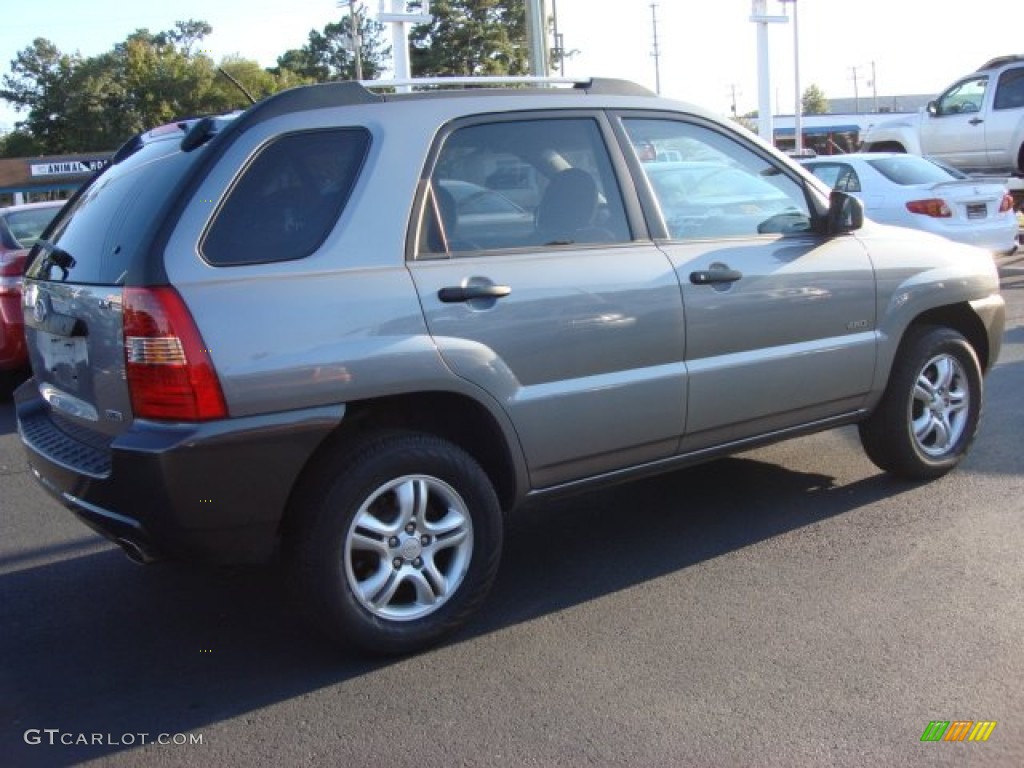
(534, 168), (611, 245)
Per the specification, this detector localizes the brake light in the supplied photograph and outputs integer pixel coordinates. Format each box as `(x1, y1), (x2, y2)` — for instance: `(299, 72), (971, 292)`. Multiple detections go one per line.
(123, 286), (227, 421)
(0, 251), (25, 296)
(999, 193), (1014, 213)
(906, 199), (951, 218)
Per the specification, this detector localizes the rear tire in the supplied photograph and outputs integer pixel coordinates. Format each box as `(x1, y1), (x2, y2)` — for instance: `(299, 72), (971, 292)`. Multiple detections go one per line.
(286, 431), (503, 656)
(859, 326), (982, 480)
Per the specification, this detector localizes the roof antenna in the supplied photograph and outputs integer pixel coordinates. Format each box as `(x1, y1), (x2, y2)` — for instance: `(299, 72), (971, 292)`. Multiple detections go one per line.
(218, 66), (257, 105)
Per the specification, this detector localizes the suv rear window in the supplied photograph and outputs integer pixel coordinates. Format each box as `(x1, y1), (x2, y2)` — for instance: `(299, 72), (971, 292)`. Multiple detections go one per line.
(27, 137), (197, 285)
(201, 128), (369, 266)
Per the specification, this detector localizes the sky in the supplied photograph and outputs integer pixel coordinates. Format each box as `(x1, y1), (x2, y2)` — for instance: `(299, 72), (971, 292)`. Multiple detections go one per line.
(1, 0), (1021, 133)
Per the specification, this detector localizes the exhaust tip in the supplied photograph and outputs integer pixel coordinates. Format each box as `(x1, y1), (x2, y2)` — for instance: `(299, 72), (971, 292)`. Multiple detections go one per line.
(116, 537), (161, 565)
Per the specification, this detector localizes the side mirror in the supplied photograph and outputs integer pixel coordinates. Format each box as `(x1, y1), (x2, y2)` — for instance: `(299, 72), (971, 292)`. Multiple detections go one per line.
(827, 189), (864, 234)
(926, 100), (938, 116)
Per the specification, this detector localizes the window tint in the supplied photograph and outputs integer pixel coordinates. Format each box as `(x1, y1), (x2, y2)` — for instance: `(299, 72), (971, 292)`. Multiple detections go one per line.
(994, 67), (1024, 110)
(202, 128), (369, 266)
(419, 118), (630, 256)
(624, 118), (811, 240)
(28, 138), (197, 285)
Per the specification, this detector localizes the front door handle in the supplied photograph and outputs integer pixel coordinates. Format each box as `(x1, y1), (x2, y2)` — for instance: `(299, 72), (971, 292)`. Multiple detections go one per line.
(690, 269), (743, 285)
(968, 117), (984, 126)
(438, 283), (512, 303)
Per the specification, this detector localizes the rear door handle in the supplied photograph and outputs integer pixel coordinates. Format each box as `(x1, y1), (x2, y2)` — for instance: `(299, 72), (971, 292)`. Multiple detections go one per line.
(438, 283), (511, 303)
(689, 269), (743, 285)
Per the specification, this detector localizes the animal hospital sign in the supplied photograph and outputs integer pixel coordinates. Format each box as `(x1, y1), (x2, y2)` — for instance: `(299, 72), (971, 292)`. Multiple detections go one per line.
(30, 159), (108, 177)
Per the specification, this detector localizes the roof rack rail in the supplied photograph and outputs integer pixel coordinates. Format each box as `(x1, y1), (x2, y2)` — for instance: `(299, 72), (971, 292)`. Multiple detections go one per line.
(361, 76), (581, 89)
(360, 75), (655, 97)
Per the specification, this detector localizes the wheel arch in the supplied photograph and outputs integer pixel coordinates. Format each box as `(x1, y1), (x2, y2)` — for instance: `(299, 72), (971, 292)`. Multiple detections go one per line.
(903, 303), (992, 371)
(282, 390), (525, 532)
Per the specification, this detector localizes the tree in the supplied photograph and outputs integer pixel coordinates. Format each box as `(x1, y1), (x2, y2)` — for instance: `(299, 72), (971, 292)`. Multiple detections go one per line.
(275, 13), (389, 82)
(1, 21), (301, 153)
(0, 128), (43, 157)
(409, 0), (528, 77)
(802, 84), (828, 115)
(1, 39), (82, 153)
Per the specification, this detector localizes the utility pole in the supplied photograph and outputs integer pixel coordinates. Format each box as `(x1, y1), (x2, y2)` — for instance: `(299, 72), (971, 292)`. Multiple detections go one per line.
(729, 84), (742, 117)
(778, 0), (801, 152)
(551, 0), (564, 75)
(337, 0), (363, 81)
(650, 3), (661, 94)
(849, 65), (862, 113)
(870, 61), (878, 113)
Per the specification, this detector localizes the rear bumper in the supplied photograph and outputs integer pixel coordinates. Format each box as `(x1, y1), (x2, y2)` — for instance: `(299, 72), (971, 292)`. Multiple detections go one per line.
(927, 219), (1019, 255)
(15, 381), (344, 563)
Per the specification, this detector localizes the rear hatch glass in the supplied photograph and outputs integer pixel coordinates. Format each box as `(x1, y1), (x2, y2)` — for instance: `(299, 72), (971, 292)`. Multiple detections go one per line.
(22, 134), (200, 439)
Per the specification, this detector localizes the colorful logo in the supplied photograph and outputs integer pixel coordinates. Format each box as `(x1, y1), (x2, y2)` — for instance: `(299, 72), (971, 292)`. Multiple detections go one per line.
(920, 721), (997, 742)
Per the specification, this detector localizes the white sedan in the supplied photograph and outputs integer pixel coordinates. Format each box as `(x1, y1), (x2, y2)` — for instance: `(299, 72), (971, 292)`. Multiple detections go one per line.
(801, 153), (1017, 255)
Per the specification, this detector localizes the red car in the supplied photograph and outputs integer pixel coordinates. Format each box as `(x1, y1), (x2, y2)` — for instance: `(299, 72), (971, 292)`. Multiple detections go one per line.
(1, 201), (64, 394)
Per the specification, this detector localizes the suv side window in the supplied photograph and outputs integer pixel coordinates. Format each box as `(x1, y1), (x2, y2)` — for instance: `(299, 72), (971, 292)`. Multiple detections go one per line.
(623, 118), (811, 240)
(202, 128), (369, 266)
(419, 117), (631, 256)
(936, 76), (988, 115)
(994, 67), (1024, 110)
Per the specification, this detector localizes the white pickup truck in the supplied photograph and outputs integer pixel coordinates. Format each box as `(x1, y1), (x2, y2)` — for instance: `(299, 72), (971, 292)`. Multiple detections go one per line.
(861, 55), (1024, 177)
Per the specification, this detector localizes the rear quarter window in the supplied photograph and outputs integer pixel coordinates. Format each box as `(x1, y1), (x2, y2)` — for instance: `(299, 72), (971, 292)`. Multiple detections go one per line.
(201, 128), (369, 266)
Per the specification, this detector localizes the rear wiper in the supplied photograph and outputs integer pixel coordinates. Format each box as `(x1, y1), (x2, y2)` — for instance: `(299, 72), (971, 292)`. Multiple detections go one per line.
(35, 239), (76, 281)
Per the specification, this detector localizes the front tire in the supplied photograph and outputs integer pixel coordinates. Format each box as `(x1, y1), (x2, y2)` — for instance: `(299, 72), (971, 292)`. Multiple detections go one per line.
(287, 431), (503, 655)
(859, 326), (982, 480)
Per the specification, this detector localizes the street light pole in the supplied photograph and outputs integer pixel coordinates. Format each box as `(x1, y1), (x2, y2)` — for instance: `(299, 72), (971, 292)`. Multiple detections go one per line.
(749, 0), (788, 143)
(524, 0), (549, 77)
(376, 0), (433, 88)
(779, 0), (801, 153)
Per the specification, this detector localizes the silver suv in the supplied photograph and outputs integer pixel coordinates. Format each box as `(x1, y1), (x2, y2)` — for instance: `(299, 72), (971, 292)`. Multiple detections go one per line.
(15, 78), (1005, 654)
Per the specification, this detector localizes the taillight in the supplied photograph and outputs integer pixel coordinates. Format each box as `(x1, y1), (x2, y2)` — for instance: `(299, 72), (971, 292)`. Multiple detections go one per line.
(123, 286), (227, 421)
(0, 251), (25, 296)
(906, 199), (952, 218)
(999, 193), (1014, 213)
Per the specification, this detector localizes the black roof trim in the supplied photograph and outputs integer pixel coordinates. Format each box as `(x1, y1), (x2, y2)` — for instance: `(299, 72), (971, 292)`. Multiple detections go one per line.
(977, 55), (1024, 72)
(576, 78), (656, 97)
(231, 81), (383, 133)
